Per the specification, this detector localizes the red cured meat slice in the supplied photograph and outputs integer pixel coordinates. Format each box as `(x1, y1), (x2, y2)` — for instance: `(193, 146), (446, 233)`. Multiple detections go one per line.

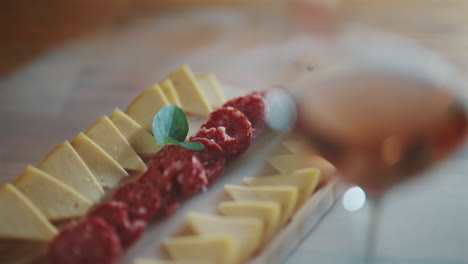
(199, 107), (252, 157)
(88, 201), (146, 249)
(188, 137), (226, 184)
(48, 218), (121, 264)
(161, 202), (180, 217)
(139, 145), (208, 206)
(223, 94), (268, 137)
(193, 127), (238, 157)
(112, 182), (162, 223)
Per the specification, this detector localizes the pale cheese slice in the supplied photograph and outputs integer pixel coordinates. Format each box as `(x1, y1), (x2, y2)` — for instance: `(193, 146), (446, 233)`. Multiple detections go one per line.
(197, 73), (226, 108)
(0, 184), (57, 241)
(244, 168), (320, 209)
(163, 234), (239, 264)
(110, 108), (160, 158)
(266, 154), (336, 181)
(218, 201), (281, 244)
(169, 65), (212, 117)
(71, 132), (129, 188)
(186, 212), (263, 262)
(126, 84), (169, 133)
(160, 79), (182, 107)
(225, 185), (298, 226)
(37, 141), (104, 202)
(85, 116), (147, 175)
(282, 140), (316, 155)
(15, 166), (93, 221)
(134, 259), (213, 264)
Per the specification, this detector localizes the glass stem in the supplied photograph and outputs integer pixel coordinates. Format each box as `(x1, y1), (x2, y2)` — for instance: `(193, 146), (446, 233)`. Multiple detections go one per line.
(351, 196), (381, 264)
(364, 197), (381, 264)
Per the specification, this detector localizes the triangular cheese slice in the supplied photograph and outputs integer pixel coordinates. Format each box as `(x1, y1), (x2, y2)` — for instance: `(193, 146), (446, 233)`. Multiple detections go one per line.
(163, 234), (239, 264)
(187, 212), (263, 262)
(225, 185), (298, 226)
(218, 201), (281, 244)
(197, 73), (226, 108)
(244, 168), (320, 209)
(160, 79), (182, 107)
(15, 166), (93, 221)
(134, 260), (214, 264)
(109, 109), (160, 159)
(126, 84), (169, 133)
(85, 116), (147, 175)
(0, 184), (57, 241)
(266, 154), (336, 180)
(71, 132), (129, 188)
(169, 65), (212, 117)
(282, 140), (316, 155)
(37, 141), (104, 202)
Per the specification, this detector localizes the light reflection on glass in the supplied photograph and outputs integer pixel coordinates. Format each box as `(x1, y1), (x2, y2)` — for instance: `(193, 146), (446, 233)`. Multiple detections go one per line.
(266, 89), (297, 132)
(342, 186), (367, 212)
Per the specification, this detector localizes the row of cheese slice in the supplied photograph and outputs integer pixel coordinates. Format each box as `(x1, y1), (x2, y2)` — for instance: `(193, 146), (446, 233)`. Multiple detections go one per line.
(0, 65), (226, 242)
(135, 139), (335, 264)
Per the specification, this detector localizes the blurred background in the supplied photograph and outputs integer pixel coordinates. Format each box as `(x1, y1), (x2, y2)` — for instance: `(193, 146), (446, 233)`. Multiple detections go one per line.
(1, 0), (467, 77)
(1, 1), (468, 263)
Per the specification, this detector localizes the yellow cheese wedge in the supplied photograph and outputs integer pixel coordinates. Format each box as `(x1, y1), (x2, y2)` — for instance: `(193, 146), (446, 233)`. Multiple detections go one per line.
(218, 201), (281, 244)
(110, 108), (160, 159)
(37, 141), (104, 202)
(163, 234), (239, 264)
(282, 140), (316, 155)
(134, 259), (213, 264)
(126, 84), (169, 133)
(71, 132), (129, 188)
(225, 185), (298, 226)
(15, 166), (93, 221)
(0, 184), (57, 241)
(169, 65), (212, 117)
(160, 79), (182, 107)
(197, 73), (226, 108)
(85, 116), (147, 175)
(186, 212), (263, 262)
(266, 154), (336, 180)
(244, 168), (320, 209)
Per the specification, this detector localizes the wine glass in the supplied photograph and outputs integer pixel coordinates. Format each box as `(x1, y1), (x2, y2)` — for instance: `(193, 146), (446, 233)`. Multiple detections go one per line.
(269, 30), (468, 264)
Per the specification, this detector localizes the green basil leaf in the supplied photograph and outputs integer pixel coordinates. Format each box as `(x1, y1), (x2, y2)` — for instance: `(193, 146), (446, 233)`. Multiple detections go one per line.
(153, 105), (189, 145)
(152, 105), (204, 151)
(178, 141), (205, 151)
(164, 136), (180, 145)
(160, 137), (205, 151)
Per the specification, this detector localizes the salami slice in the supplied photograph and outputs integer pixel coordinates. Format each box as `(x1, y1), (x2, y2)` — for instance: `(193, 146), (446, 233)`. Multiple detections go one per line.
(223, 94), (268, 137)
(48, 218), (121, 264)
(198, 107), (252, 157)
(161, 202), (180, 217)
(88, 201), (146, 249)
(193, 127), (238, 157)
(139, 145), (208, 200)
(112, 182), (162, 223)
(188, 138), (226, 184)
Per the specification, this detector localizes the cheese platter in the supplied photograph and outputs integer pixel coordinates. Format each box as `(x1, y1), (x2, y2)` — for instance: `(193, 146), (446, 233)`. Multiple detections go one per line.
(0, 64), (343, 264)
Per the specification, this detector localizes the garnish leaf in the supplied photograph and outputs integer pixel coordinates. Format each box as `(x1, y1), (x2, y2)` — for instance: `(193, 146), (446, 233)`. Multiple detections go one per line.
(161, 137), (205, 151)
(152, 105), (204, 151)
(163, 136), (180, 145)
(153, 105), (189, 145)
(178, 141), (205, 151)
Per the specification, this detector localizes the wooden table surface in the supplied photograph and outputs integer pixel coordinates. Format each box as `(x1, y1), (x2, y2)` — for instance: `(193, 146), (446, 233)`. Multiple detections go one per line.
(1, 1), (468, 263)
